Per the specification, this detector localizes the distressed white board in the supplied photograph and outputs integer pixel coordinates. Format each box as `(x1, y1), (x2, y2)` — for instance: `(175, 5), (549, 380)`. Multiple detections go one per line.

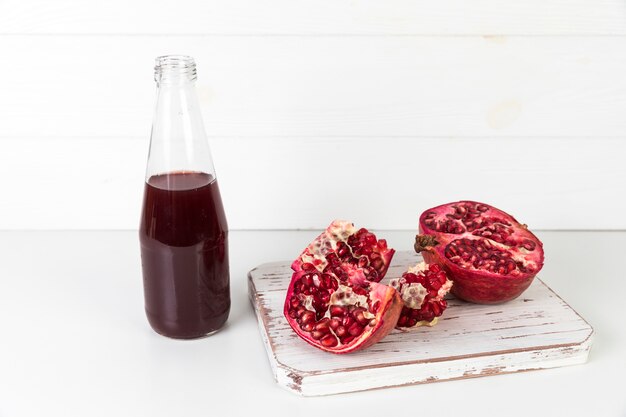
(248, 251), (594, 396)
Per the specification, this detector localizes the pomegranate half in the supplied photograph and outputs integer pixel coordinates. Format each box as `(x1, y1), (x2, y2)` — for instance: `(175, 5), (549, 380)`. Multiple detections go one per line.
(415, 201), (544, 304)
(284, 220), (402, 353)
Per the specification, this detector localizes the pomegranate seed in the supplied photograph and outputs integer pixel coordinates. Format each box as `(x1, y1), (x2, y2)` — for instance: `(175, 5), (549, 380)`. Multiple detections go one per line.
(431, 302), (441, 316)
(343, 316), (354, 327)
(311, 330), (325, 340)
(330, 305), (345, 317)
(314, 318), (330, 332)
(367, 270), (379, 281)
(301, 263), (315, 271)
(301, 322), (315, 332)
(301, 274), (314, 287)
(353, 286), (368, 296)
(354, 311), (370, 326)
(333, 267), (346, 281)
(422, 311), (435, 321)
(371, 258), (384, 271)
(429, 278), (442, 291)
(348, 323), (364, 336)
(329, 318), (341, 330)
(335, 326), (347, 337)
(404, 273), (417, 283)
(301, 311), (315, 324)
(323, 274), (334, 288)
(320, 334), (338, 347)
(342, 336), (355, 344)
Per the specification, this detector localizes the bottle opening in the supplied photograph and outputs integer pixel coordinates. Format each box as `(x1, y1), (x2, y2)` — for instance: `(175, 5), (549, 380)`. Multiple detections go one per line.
(154, 55), (197, 84)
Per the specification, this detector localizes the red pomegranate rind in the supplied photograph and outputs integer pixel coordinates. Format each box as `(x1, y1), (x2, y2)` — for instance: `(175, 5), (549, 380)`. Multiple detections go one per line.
(390, 262), (452, 328)
(416, 201), (544, 304)
(291, 220), (395, 284)
(284, 271), (402, 353)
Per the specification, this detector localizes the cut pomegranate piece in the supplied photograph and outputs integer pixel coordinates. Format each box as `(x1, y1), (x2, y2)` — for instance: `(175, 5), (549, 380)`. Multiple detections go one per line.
(284, 221), (402, 353)
(390, 262), (452, 328)
(291, 220), (395, 284)
(415, 201), (544, 304)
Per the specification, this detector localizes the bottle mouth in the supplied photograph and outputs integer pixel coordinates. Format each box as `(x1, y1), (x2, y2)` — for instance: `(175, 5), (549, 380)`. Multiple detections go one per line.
(154, 55), (197, 83)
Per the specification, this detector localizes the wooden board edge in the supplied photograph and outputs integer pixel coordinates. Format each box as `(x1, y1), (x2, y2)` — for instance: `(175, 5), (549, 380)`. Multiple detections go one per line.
(294, 334), (594, 396)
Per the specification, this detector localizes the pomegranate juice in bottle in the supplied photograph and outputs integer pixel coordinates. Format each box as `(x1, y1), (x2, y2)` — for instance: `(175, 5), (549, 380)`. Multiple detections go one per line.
(140, 56), (230, 338)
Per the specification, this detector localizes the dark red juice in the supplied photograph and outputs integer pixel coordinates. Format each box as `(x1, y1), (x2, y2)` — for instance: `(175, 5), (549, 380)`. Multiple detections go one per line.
(139, 171), (230, 339)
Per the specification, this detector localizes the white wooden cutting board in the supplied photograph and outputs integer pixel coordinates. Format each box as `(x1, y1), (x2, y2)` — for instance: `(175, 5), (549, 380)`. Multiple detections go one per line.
(248, 251), (594, 396)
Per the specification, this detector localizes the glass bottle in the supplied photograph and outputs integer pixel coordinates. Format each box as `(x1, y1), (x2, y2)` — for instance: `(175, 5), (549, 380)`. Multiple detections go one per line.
(139, 55), (230, 339)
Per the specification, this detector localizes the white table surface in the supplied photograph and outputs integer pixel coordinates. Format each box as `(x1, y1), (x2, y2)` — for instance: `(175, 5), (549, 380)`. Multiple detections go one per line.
(0, 230), (624, 416)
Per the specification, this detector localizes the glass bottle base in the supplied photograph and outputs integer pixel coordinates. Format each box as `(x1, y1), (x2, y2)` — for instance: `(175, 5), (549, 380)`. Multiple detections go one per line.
(145, 309), (230, 340)
(154, 327), (224, 340)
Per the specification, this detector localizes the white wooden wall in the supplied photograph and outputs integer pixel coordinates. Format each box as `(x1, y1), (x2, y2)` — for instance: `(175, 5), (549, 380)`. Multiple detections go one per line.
(1, 1), (625, 230)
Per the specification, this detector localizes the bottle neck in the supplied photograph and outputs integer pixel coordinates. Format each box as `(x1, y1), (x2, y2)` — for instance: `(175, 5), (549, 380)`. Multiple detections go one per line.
(154, 55), (197, 85)
(145, 56), (216, 182)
